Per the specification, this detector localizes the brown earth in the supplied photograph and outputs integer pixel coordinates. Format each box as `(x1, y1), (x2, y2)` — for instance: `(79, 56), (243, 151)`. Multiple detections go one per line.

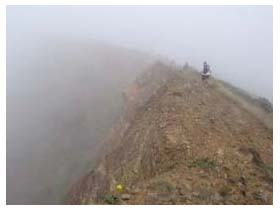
(66, 62), (273, 205)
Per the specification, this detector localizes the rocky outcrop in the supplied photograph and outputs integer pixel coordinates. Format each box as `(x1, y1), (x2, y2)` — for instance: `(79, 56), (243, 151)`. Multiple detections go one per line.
(67, 62), (177, 204)
(66, 63), (272, 205)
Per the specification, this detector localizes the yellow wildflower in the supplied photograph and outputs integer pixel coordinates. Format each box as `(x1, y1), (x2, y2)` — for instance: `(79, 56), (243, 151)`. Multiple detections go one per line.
(116, 184), (123, 190)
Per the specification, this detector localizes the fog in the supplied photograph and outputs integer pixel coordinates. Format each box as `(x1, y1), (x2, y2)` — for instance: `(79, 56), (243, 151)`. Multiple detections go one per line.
(6, 6), (272, 204)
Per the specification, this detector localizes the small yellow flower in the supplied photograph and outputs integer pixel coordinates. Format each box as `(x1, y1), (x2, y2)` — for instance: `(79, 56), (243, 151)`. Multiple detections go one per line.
(116, 184), (123, 190)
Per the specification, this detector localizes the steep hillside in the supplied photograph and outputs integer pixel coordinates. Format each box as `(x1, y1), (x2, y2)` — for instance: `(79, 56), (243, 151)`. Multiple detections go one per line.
(7, 40), (154, 204)
(67, 62), (273, 205)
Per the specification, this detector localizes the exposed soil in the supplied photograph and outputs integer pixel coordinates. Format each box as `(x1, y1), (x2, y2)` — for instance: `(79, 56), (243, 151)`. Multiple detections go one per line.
(66, 63), (272, 205)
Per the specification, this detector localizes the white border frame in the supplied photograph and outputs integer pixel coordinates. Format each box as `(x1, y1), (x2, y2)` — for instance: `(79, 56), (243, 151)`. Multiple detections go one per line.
(1, 0), (278, 209)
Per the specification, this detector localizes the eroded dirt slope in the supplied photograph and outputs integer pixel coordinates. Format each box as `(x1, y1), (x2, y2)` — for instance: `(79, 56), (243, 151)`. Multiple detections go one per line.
(67, 63), (272, 204)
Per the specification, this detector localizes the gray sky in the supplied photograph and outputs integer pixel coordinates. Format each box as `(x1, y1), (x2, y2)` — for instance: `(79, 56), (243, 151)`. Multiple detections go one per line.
(7, 5), (272, 100)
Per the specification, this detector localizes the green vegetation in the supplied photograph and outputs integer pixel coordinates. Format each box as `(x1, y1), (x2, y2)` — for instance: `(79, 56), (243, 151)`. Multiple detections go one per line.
(188, 158), (219, 171)
(257, 97), (273, 113)
(218, 80), (272, 113)
(103, 194), (119, 204)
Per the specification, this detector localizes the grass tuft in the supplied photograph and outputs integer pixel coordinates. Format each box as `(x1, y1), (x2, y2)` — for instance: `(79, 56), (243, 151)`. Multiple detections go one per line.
(103, 194), (119, 204)
(188, 158), (219, 171)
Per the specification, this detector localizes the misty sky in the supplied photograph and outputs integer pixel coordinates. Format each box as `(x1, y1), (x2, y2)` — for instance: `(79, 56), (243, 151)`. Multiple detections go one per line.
(7, 5), (273, 100)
